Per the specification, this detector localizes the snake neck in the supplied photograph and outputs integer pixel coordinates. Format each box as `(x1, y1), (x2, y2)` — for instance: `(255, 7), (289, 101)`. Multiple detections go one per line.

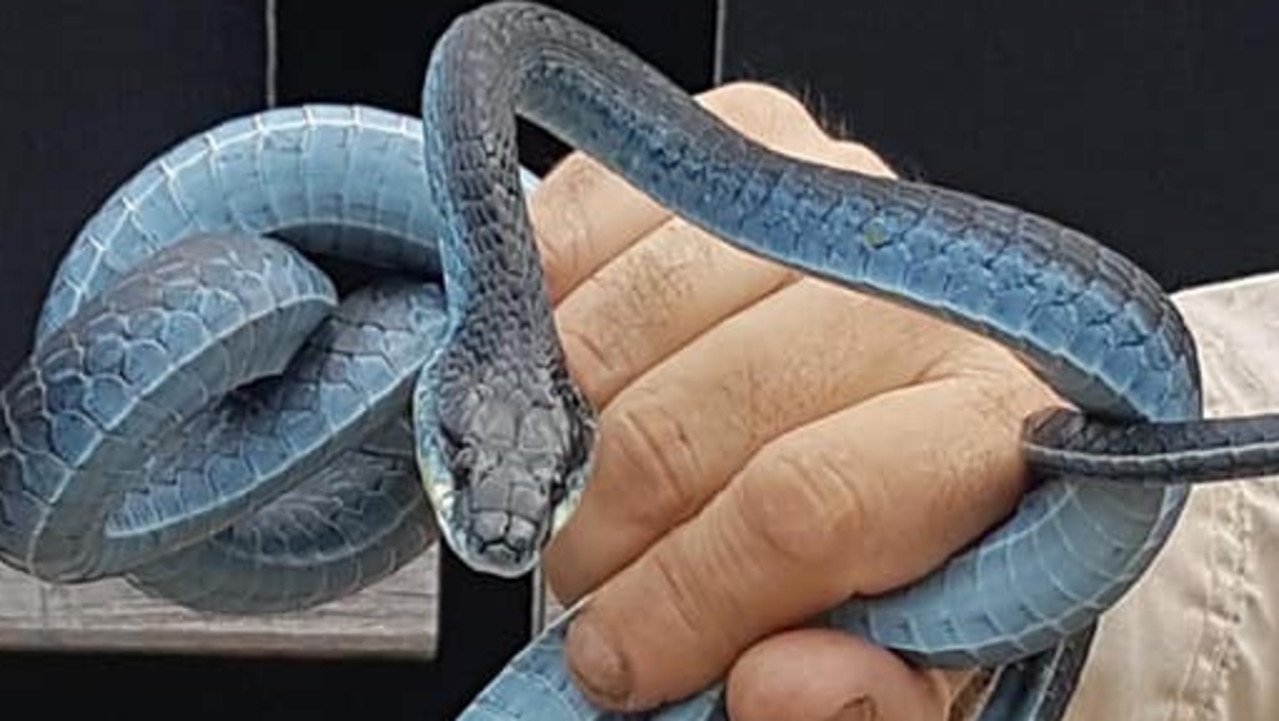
(417, 19), (600, 572)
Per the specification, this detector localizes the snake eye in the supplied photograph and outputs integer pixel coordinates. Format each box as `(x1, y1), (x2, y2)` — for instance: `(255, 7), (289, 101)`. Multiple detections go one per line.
(450, 444), (477, 476)
(437, 409), (466, 458)
(519, 406), (565, 455)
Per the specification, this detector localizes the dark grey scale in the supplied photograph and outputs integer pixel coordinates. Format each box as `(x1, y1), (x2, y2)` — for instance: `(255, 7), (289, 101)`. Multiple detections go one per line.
(2, 237), (356, 580)
(0, 237), (329, 578)
(1027, 406), (1279, 485)
(128, 367), (440, 610)
(7, 95), (459, 605)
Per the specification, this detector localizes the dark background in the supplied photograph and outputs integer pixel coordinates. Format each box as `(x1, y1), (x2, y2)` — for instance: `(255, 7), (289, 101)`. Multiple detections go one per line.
(1, 1), (1276, 719)
(718, 0), (1279, 290)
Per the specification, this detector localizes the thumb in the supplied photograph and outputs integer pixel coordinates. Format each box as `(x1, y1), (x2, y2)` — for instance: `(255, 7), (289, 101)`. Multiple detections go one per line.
(725, 627), (974, 721)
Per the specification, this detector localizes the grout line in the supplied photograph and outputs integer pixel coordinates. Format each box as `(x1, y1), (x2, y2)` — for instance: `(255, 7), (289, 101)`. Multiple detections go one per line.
(265, 0), (279, 107)
(712, 0), (728, 85)
(530, 567), (546, 634)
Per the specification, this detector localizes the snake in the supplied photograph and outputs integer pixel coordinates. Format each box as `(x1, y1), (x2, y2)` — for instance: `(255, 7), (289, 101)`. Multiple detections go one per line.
(0, 2), (1274, 719)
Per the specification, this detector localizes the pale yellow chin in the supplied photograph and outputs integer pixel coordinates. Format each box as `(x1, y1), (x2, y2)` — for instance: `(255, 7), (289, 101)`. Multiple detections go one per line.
(414, 446), (542, 578)
(550, 481), (582, 537)
(414, 443), (460, 553)
(412, 418), (594, 577)
(549, 448), (596, 540)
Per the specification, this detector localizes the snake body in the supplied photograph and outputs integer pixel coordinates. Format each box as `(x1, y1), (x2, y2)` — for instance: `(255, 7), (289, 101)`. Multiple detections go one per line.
(1, 3), (1275, 720)
(0, 106), (456, 612)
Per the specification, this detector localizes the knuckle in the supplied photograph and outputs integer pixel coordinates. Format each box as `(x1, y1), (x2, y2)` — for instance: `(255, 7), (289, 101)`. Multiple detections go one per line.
(531, 229), (588, 302)
(600, 396), (707, 529)
(647, 547), (722, 648)
(555, 222), (716, 406)
(558, 323), (621, 406)
(930, 342), (1059, 426)
(615, 227), (700, 322)
(700, 80), (806, 118)
(698, 84), (896, 177)
(529, 155), (609, 291)
(535, 225), (580, 300)
(697, 81), (825, 154)
(827, 139), (896, 177)
(965, 378), (1033, 435)
(736, 446), (873, 571)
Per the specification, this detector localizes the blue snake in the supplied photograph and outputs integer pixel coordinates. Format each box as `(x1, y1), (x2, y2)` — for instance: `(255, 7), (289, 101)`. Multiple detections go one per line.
(1, 2), (1274, 719)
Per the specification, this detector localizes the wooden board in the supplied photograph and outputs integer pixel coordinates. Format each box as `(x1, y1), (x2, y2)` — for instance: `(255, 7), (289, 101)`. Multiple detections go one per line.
(0, 548), (440, 659)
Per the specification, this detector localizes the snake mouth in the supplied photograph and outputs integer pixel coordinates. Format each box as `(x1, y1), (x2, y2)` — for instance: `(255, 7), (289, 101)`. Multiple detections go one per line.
(418, 455), (547, 578)
(467, 535), (542, 578)
(451, 502), (546, 578)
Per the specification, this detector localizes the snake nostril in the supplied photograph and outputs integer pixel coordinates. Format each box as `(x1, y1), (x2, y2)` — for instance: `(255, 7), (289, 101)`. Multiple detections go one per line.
(505, 515), (539, 550)
(472, 509), (509, 543)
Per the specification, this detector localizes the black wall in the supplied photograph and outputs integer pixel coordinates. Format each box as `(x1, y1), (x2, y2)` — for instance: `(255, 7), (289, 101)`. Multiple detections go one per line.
(0, 0), (265, 380)
(275, 0), (716, 173)
(719, 0), (1279, 290)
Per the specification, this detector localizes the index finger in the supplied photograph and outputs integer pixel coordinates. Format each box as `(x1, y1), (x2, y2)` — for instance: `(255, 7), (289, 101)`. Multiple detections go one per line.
(528, 82), (853, 303)
(529, 151), (669, 303)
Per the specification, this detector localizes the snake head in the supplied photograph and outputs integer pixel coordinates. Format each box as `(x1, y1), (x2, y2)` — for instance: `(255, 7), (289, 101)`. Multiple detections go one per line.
(416, 354), (595, 578)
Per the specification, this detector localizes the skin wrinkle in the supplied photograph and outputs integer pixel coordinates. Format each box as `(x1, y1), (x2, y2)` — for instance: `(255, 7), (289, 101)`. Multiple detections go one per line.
(694, 288), (873, 454)
(734, 350), (771, 446)
(754, 289), (862, 406)
(736, 447), (874, 590)
(582, 239), (687, 339)
(747, 387), (978, 596)
(702, 487), (818, 647)
(531, 154), (667, 303)
(562, 218), (785, 406)
(648, 538), (740, 673)
(557, 323), (616, 404)
(730, 286), (890, 412)
(607, 393), (708, 532)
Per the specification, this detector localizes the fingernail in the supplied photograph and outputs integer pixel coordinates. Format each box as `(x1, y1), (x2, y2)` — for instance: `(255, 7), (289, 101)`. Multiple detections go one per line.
(826, 697), (878, 721)
(566, 616), (632, 706)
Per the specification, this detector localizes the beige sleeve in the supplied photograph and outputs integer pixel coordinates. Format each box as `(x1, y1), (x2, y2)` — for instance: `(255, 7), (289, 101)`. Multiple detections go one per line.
(957, 271), (1279, 721)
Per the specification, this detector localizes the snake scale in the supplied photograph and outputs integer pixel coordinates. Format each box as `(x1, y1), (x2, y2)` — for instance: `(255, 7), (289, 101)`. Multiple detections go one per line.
(1, 3), (1275, 719)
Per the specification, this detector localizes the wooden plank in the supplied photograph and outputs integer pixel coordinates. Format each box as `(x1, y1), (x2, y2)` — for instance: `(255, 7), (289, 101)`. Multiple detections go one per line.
(0, 548), (440, 659)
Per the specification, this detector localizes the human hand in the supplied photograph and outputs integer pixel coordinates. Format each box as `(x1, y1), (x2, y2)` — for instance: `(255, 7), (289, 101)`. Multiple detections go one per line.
(528, 82), (1061, 720)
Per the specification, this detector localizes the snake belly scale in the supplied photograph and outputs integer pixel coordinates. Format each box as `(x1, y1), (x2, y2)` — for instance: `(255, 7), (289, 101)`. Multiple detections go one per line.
(3, 3), (1277, 720)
